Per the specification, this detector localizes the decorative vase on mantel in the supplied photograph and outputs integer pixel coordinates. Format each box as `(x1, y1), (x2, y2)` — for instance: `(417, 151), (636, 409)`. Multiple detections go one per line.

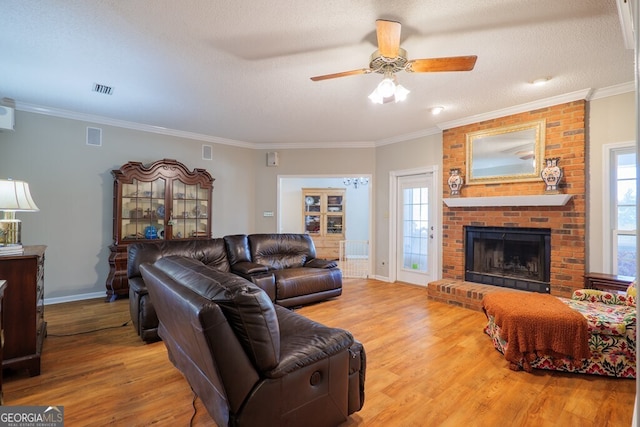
(447, 168), (464, 197)
(540, 157), (563, 193)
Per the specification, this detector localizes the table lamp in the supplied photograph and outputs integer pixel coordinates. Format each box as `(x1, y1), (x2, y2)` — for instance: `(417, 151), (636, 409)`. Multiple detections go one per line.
(0, 178), (40, 247)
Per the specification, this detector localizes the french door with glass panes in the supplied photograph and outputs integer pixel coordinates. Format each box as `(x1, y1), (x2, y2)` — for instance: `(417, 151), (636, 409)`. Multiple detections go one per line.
(396, 173), (436, 285)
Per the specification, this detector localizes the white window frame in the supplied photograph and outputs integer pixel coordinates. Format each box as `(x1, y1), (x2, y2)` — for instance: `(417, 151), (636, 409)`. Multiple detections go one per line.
(602, 141), (636, 274)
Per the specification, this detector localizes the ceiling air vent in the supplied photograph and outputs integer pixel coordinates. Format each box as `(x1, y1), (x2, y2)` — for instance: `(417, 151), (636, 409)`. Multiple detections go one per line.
(92, 83), (114, 95)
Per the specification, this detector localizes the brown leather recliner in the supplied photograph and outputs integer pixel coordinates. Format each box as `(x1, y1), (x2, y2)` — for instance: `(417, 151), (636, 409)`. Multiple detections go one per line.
(224, 233), (342, 307)
(140, 256), (365, 427)
(127, 238), (231, 342)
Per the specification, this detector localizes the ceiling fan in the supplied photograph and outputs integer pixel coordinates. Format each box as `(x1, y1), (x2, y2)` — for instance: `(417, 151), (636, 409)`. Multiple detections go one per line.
(310, 20), (477, 104)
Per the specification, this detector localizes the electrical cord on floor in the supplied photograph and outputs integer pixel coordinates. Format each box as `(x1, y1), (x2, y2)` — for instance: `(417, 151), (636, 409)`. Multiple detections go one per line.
(48, 320), (131, 337)
(190, 386), (198, 426)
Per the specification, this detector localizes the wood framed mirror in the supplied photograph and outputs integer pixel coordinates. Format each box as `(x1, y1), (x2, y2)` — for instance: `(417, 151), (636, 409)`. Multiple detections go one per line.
(466, 119), (546, 184)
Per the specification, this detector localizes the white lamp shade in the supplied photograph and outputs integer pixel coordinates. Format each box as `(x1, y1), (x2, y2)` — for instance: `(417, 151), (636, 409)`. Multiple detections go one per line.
(377, 78), (396, 98)
(394, 84), (410, 102)
(0, 179), (40, 211)
(368, 89), (384, 104)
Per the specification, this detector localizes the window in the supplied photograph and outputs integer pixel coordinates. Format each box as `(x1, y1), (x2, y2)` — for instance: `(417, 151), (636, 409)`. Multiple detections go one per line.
(611, 147), (636, 277)
(401, 186), (429, 272)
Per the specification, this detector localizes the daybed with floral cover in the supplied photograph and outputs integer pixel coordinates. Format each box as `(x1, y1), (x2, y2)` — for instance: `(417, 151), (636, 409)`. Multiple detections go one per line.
(483, 281), (636, 378)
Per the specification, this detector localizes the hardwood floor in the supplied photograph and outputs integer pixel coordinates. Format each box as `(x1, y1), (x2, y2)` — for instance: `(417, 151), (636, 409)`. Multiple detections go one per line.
(4, 279), (635, 426)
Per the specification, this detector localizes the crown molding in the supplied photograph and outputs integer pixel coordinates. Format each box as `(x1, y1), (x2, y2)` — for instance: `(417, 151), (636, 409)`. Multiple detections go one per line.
(588, 81), (636, 100)
(436, 88), (594, 131)
(375, 126), (441, 147)
(15, 102), (255, 149)
(257, 140), (376, 150)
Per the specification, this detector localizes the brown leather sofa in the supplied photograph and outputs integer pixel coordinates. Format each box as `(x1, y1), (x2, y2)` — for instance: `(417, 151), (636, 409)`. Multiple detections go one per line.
(140, 256), (365, 426)
(128, 234), (342, 342)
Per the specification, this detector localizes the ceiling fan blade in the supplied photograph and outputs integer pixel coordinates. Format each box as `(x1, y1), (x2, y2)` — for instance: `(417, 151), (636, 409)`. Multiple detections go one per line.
(376, 19), (401, 58)
(310, 68), (371, 81)
(407, 55), (477, 72)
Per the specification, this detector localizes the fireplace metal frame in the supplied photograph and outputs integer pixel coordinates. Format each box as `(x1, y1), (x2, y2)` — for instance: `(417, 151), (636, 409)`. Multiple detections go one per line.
(464, 226), (551, 293)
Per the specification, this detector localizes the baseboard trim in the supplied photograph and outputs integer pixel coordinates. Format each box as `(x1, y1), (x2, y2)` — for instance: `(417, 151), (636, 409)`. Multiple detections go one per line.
(45, 291), (106, 306)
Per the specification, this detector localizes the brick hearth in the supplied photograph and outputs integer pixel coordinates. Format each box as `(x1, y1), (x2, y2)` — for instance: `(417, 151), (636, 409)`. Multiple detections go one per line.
(427, 279), (525, 311)
(439, 100), (586, 299)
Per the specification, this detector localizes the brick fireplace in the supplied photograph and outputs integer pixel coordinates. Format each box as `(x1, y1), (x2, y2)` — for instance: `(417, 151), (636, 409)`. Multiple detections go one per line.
(439, 100), (586, 299)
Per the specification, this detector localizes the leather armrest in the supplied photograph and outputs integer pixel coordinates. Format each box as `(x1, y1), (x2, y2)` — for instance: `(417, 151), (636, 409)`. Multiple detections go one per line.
(232, 261), (269, 275)
(249, 273), (276, 302)
(128, 276), (148, 295)
(267, 305), (354, 378)
(304, 258), (338, 269)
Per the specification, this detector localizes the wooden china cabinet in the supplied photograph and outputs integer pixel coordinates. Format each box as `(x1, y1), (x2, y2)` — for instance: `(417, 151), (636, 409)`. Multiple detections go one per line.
(302, 188), (346, 260)
(106, 159), (214, 301)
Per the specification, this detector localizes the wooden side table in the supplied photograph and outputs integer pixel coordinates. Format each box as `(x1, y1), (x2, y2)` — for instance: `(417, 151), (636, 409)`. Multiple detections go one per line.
(0, 246), (46, 376)
(584, 272), (634, 294)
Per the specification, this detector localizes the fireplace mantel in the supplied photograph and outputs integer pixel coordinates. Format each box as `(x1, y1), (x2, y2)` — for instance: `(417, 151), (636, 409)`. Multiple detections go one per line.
(443, 194), (573, 207)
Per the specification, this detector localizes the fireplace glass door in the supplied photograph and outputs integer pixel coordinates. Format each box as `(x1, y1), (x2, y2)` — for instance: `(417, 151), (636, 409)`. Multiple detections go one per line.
(464, 226), (551, 293)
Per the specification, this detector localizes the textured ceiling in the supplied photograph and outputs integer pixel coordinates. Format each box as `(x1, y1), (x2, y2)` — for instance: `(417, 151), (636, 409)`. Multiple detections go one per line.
(0, 0), (634, 147)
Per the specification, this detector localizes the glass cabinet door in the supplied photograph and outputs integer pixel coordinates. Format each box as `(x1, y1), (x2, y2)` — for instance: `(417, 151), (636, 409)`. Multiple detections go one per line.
(171, 180), (209, 239)
(327, 215), (343, 235)
(303, 194), (322, 234)
(325, 193), (344, 236)
(326, 194), (343, 213)
(121, 178), (166, 240)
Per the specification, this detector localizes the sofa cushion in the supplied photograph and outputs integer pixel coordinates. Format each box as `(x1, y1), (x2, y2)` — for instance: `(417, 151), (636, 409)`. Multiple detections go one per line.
(273, 267), (342, 300)
(249, 234), (316, 270)
(562, 298), (636, 337)
(153, 256), (281, 371)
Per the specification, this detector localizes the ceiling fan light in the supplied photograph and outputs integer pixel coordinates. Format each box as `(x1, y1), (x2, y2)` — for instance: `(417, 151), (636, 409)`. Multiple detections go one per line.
(394, 84), (410, 102)
(377, 77), (396, 98)
(368, 89), (384, 104)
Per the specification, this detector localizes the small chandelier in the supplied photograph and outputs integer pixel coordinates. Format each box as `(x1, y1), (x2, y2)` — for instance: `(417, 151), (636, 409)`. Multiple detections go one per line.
(368, 70), (409, 104)
(343, 177), (369, 189)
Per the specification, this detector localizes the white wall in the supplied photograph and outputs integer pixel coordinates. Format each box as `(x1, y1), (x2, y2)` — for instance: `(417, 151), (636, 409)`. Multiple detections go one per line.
(587, 91), (636, 273)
